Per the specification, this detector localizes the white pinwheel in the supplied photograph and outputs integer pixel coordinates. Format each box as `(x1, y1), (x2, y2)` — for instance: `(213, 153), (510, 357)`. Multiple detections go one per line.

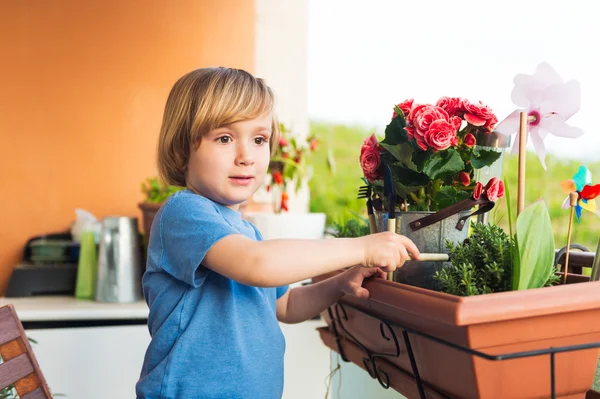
(495, 62), (584, 169)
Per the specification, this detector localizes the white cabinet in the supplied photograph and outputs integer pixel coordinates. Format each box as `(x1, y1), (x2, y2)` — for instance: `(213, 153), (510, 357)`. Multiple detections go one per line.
(29, 325), (150, 399)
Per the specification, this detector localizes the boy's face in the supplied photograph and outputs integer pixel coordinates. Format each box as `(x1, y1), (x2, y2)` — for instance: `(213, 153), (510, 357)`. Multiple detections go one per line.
(186, 112), (273, 210)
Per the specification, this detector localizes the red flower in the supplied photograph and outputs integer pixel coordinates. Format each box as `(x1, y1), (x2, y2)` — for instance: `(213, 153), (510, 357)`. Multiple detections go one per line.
(310, 138), (318, 151)
(281, 192), (289, 212)
(457, 171), (471, 187)
(410, 105), (450, 142)
(273, 171), (283, 185)
(450, 116), (462, 131)
(473, 182), (484, 200)
(279, 137), (288, 147)
(392, 98), (414, 119)
(425, 120), (457, 151)
(463, 101), (497, 131)
(360, 134), (382, 182)
(463, 133), (476, 148)
(435, 97), (465, 117)
(484, 177), (505, 201)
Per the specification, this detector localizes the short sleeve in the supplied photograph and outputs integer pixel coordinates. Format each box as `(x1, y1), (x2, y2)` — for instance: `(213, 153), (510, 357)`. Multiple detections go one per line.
(276, 285), (289, 300)
(159, 195), (238, 287)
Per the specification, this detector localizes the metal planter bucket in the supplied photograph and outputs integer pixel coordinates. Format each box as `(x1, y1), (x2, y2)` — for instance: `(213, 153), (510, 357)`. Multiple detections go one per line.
(374, 210), (471, 290)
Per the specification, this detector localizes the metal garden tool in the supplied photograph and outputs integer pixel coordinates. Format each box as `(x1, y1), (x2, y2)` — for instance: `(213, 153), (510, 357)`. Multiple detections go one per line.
(357, 184), (377, 235)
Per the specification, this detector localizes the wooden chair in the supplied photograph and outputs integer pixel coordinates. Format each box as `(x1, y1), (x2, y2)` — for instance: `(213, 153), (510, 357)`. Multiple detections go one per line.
(0, 304), (52, 398)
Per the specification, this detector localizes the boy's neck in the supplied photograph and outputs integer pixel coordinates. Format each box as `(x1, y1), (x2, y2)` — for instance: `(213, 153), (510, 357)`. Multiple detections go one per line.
(185, 185), (241, 211)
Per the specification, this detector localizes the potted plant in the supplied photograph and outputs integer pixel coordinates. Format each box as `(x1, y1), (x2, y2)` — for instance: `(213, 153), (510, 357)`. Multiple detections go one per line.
(138, 177), (183, 238)
(359, 97), (505, 288)
(315, 196), (600, 399)
(243, 123), (327, 240)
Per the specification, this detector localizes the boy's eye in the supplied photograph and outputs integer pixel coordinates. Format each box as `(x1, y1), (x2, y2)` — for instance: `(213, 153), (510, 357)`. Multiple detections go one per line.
(217, 136), (231, 144)
(254, 137), (267, 145)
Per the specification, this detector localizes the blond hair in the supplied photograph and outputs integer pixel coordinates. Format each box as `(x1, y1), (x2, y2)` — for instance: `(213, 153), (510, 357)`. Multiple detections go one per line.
(157, 67), (280, 187)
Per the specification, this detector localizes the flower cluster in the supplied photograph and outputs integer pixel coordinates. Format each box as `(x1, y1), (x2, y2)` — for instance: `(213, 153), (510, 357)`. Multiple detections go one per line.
(360, 96), (504, 211)
(268, 123), (318, 212)
(473, 177), (505, 202)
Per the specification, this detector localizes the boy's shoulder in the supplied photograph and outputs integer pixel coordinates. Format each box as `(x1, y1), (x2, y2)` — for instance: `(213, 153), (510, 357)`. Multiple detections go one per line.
(158, 190), (253, 233)
(163, 190), (217, 211)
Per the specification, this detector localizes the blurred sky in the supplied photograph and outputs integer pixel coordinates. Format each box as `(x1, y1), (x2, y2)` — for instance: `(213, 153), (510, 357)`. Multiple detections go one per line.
(307, 0), (600, 160)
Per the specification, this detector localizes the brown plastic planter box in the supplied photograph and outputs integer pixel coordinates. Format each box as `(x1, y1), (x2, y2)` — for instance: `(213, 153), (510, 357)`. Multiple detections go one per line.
(315, 273), (600, 399)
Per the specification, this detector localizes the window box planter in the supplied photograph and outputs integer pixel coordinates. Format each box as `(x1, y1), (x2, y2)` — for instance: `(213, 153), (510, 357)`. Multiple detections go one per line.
(314, 272), (600, 399)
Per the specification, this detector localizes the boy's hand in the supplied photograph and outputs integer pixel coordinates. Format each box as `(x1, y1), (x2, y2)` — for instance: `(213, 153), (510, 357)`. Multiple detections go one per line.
(358, 232), (420, 272)
(338, 266), (386, 299)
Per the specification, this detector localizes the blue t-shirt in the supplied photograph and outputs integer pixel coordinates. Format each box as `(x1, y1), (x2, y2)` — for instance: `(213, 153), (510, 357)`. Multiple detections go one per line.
(136, 190), (289, 399)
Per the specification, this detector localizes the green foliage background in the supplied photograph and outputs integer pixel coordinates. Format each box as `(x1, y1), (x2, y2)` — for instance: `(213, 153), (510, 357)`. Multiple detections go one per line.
(309, 121), (600, 251)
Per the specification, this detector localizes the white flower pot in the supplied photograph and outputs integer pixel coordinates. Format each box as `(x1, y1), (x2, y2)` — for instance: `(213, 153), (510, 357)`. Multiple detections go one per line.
(243, 212), (326, 240)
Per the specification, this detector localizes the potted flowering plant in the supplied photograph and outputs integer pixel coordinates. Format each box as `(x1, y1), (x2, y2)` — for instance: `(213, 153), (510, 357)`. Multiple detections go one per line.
(360, 97), (504, 211)
(242, 123), (326, 240)
(358, 97), (507, 289)
(267, 123), (318, 213)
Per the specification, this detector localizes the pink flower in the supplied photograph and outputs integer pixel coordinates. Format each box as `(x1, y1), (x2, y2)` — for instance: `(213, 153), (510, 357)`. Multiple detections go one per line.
(457, 171), (471, 187)
(484, 177), (505, 201)
(410, 105), (450, 143)
(450, 116), (462, 131)
(279, 137), (288, 147)
(392, 99), (414, 119)
(424, 120), (457, 151)
(436, 97), (465, 117)
(463, 133), (476, 148)
(310, 138), (318, 151)
(360, 134), (382, 182)
(464, 101), (497, 131)
(473, 182), (484, 200)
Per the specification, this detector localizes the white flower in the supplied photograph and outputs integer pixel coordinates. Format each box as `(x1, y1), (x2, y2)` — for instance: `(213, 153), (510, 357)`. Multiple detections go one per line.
(495, 62), (584, 169)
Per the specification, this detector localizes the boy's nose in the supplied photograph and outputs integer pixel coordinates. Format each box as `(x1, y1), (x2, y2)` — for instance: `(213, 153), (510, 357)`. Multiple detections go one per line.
(236, 143), (255, 165)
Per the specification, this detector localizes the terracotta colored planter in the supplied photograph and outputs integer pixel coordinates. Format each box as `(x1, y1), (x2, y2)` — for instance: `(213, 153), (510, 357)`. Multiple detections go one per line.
(315, 273), (600, 399)
(137, 202), (162, 238)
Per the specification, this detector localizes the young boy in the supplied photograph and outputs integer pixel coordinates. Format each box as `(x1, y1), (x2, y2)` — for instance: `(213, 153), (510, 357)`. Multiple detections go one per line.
(135, 67), (419, 399)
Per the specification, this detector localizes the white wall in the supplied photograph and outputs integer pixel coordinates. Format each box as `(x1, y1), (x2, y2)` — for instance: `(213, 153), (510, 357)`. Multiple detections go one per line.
(255, 0), (310, 213)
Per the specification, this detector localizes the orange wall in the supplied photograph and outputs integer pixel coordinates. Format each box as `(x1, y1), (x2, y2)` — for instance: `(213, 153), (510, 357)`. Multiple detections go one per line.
(0, 0), (255, 294)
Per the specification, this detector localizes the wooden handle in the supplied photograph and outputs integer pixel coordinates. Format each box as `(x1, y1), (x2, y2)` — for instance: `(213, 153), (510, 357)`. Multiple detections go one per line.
(517, 112), (528, 215)
(563, 192), (579, 284)
(368, 214), (377, 235)
(569, 192), (578, 206)
(409, 253), (450, 262)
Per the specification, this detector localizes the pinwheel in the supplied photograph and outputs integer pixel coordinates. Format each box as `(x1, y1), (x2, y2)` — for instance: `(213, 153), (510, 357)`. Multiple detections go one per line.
(560, 165), (600, 223)
(495, 62), (584, 170)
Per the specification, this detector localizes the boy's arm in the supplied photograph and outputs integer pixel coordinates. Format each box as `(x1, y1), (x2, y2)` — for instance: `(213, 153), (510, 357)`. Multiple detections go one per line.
(275, 267), (385, 324)
(202, 232), (418, 287)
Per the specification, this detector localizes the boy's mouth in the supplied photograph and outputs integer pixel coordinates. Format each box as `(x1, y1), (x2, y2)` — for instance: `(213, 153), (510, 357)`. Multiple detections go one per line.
(229, 176), (254, 186)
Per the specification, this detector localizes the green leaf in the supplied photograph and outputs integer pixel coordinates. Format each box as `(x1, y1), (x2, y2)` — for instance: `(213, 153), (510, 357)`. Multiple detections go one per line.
(412, 149), (430, 172)
(471, 148), (502, 169)
(514, 200), (555, 290)
(380, 142), (418, 171)
(434, 186), (471, 209)
(390, 165), (429, 187)
(381, 114), (409, 145)
(422, 149), (464, 180)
